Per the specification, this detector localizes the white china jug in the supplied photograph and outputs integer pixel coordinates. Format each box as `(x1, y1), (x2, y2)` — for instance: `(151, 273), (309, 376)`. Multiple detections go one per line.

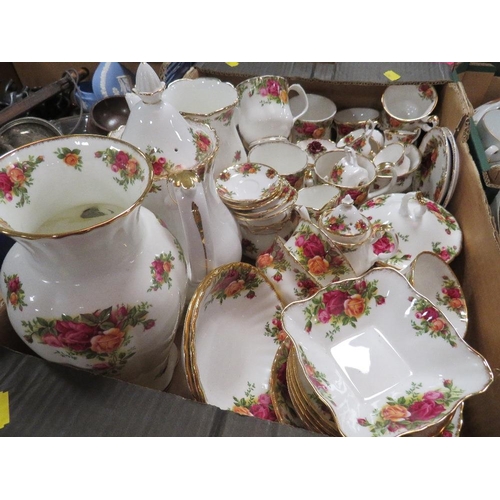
(0, 135), (188, 390)
(163, 77), (247, 179)
(236, 75), (309, 147)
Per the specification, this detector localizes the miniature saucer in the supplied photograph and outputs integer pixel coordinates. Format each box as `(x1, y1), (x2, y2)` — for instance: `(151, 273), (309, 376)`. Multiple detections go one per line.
(358, 192), (462, 272)
(412, 127), (452, 204)
(256, 236), (321, 305)
(407, 251), (468, 338)
(281, 266), (494, 437)
(284, 217), (357, 286)
(184, 261), (285, 421)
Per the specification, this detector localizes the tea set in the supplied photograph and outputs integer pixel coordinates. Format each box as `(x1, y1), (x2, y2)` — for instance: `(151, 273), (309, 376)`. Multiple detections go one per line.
(0, 64), (493, 436)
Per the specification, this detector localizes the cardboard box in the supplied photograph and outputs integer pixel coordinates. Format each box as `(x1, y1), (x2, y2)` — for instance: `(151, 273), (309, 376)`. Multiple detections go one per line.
(1, 62), (498, 436)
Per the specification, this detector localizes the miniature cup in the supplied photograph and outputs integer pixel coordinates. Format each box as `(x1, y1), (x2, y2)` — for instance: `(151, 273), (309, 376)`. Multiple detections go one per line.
(383, 127), (421, 145)
(236, 75), (309, 147)
(295, 183), (341, 221)
(381, 83), (439, 132)
(289, 93), (337, 142)
(314, 149), (397, 206)
(333, 107), (380, 139)
(373, 142), (406, 171)
(247, 139), (310, 189)
(336, 120), (384, 158)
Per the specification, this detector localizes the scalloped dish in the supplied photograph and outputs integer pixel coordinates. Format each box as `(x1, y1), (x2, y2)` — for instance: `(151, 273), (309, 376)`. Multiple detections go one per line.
(281, 267), (493, 437)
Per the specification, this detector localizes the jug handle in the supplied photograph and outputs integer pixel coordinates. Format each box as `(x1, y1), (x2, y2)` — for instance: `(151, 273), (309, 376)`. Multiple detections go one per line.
(170, 170), (214, 286)
(289, 84), (309, 123)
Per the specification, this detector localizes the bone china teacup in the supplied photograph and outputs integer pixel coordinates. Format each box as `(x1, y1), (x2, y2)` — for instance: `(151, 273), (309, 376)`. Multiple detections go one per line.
(236, 75), (309, 147)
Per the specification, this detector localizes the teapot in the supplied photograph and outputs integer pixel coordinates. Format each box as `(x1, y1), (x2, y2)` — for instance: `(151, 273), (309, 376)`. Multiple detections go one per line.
(319, 194), (399, 275)
(121, 63), (242, 296)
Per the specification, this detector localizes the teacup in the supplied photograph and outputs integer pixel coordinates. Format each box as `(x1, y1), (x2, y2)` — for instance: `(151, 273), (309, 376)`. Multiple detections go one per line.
(289, 93), (337, 142)
(373, 142), (406, 171)
(314, 149), (397, 206)
(295, 183), (341, 221)
(383, 127), (421, 145)
(477, 109), (500, 161)
(236, 75), (309, 147)
(336, 120), (384, 158)
(333, 107), (380, 139)
(381, 83), (439, 132)
(247, 139), (310, 189)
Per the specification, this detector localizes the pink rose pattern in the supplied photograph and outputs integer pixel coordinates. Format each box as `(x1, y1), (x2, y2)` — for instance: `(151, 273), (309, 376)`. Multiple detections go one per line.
(148, 251), (176, 292)
(358, 379), (464, 436)
(95, 148), (145, 190)
(303, 277), (386, 341)
(0, 154), (43, 207)
(231, 381), (277, 422)
(3, 273), (27, 311)
(435, 275), (467, 323)
(21, 303), (155, 375)
(410, 295), (457, 346)
(238, 76), (288, 106)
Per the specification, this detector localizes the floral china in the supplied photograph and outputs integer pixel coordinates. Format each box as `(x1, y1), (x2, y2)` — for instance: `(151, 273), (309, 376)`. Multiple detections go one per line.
(372, 142), (407, 172)
(297, 138), (338, 165)
(319, 194), (400, 276)
(373, 143), (422, 194)
(412, 126), (452, 204)
(163, 77), (247, 179)
(281, 267), (494, 437)
(383, 127), (421, 146)
(295, 183), (340, 221)
(289, 93), (337, 142)
(336, 120), (383, 159)
(268, 335), (307, 429)
(314, 148), (397, 206)
(407, 251), (468, 339)
(216, 162), (283, 208)
(121, 62), (241, 294)
(333, 107), (380, 139)
(247, 139), (310, 189)
(358, 192), (463, 272)
(256, 236), (321, 305)
(182, 261), (285, 422)
(0, 134), (188, 390)
(381, 83), (439, 132)
(236, 75), (309, 147)
(283, 217), (356, 286)
(441, 127), (460, 208)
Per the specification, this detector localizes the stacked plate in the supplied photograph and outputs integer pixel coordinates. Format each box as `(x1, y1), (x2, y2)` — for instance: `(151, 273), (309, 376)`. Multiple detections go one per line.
(411, 126), (460, 207)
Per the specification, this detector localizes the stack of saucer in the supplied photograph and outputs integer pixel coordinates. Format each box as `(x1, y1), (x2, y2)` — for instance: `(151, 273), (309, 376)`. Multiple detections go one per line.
(216, 162), (299, 259)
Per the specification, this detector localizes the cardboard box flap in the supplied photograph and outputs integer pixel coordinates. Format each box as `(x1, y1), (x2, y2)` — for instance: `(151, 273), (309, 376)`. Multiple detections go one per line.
(194, 62), (454, 85)
(0, 347), (320, 437)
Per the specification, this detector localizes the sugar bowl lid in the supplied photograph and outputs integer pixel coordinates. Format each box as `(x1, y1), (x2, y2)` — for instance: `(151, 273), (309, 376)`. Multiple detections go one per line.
(319, 194), (371, 245)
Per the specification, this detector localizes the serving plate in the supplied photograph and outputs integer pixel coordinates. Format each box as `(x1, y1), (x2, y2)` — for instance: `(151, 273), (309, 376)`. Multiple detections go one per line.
(281, 267), (493, 437)
(183, 262), (285, 421)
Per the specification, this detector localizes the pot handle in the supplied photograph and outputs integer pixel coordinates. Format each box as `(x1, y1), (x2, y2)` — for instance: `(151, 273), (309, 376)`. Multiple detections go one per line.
(170, 170), (214, 286)
(289, 84), (309, 123)
(398, 191), (427, 220)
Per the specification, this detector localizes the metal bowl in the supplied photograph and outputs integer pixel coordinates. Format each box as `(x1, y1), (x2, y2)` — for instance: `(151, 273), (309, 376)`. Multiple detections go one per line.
(89, 95), (130, 135)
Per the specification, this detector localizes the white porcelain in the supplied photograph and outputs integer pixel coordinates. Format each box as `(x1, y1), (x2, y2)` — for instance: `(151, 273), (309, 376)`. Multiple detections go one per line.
(296, 183), (340, 220)
(319, 195), (399, 276)
(374, 144), (422, 194)
(337, 120), (383, 158)
(281, 267), (494, 437)
(333, 107), (380, 139)
(381, 83), (439, 131)
(247, 139), (310, 189)
(284, 217), (356, 286)
(476, 109), (500, 160)
(408, 251), (468, 339)
(121, 63), (242, 294)
(314, 149), (397, 206)
(297, 138), (338, 165)
(359, 192), (463, 272)
(236, 75), (309, 146)
(441, 127), (460, 208)
(164, 77), (247, 178)
(290, 93), (337, 142)
(256, 236), (321, 305)
(412, 127), (452, 204)
(373, 142), (406, 171)
(384, 127), (421, 146)
(216, 162), (282, 206)
(0, 135), (188, 390)
(183, 261), (285, 421)
(473, 97), (500, 125)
